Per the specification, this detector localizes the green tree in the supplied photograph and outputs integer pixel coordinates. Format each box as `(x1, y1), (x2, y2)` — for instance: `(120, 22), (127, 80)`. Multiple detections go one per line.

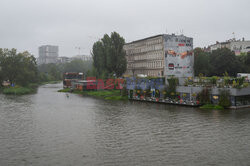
(108, 32), (127, 77)
(63, 59), (93, 74)
(194, 47), (210, 76)
(92, 32), (127, 78)
(38, 63), (62, 81)
(218, 89), (231, 108)
(197, 88), (211, 104)
(245, 52), (250, 72)
(0, 49), (4, 86)
(0, 48), (38, 86)
(92, 41), (106, 76)
(209, 48), (242, 76)
(166, 76), (179, 99)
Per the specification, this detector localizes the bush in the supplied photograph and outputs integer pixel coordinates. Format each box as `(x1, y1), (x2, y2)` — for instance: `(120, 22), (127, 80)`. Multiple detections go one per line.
(197, 88), (211, 104)
(121, 86), (127, 97)
(166, 77), (178, 98)
(218, 89), (231, 108)
(200, 104), (224, 110)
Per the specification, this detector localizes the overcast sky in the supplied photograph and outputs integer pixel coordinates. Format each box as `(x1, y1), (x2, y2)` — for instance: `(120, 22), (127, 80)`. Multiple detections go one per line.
(0, 0), (249, 57)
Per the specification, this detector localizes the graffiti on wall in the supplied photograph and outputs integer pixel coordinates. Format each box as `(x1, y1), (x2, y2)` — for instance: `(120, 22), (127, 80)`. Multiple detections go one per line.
(164, 35), (194, 77)
(125, 77), (165, 90)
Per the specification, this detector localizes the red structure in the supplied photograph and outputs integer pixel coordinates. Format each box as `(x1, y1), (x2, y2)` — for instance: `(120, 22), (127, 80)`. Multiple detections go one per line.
(63, 72), (84, 88)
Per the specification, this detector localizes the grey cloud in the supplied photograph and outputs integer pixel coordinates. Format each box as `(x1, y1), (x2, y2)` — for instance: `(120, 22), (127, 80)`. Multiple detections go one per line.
(0, 0), (249, 57)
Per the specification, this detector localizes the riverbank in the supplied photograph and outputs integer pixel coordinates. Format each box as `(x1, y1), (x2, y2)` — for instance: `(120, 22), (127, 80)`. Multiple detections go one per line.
(58, 89), (128, 100)
(1, 81), (61, 95)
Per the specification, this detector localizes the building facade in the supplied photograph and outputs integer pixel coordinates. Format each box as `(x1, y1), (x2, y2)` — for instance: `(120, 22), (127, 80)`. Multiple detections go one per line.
(124, 35), (165, 77)
(164, 34), (194, 78)
(72, 54), (92, 61)
(57, 56), (72, 64)
(38, 45), (59, 64)
(124, 34), (194, 78)
(209, 38), (250, 55)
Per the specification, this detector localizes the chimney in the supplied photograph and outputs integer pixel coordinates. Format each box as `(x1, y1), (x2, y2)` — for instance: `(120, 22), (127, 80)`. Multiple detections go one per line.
(242, 37), (245, 41)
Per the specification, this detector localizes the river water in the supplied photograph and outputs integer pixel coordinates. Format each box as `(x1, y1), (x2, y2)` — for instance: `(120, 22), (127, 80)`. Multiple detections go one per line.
(0, 83), (250, 166)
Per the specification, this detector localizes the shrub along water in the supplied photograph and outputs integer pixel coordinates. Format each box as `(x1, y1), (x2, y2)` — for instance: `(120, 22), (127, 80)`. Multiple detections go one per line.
(200, 104), (224, 110)
(3, 86), (36, 95)
(2, 81), (61, 95)
(218, 89), (231, 108)
(197, 88), (211, 104)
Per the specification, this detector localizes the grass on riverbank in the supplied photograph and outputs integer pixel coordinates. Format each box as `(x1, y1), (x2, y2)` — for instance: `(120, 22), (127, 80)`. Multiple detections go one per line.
(200, 104), (224, 110)
(58, 88), (71, 93)
(86, 90), (128, 100)
(1, 80), (61, 95)
(58, 89), (128, 100)
(2, 86), (36, 95)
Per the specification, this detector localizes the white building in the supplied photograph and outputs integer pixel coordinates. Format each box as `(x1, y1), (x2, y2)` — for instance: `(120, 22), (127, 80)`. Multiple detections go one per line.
(209, 38), (250, 55)
(57, 56), (72, 63)
(124, 35), (165, 77)
(164, 34), (194, 79)
(71, 54), (92, 61)
(38, 45), (59, 64)
(124, 34), (194, 79)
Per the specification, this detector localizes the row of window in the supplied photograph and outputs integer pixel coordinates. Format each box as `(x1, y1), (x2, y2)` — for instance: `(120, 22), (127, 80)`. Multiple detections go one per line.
(126, 44), (163, 55)
(175, 38), (191, 43)
(128, 61), (164, 69)
(146, 38), (162, 46)
(232, 45), (250, 50)
(128, 69), (163, 77)
(127, 37), (162, 48)
(128, 51), (163, 61)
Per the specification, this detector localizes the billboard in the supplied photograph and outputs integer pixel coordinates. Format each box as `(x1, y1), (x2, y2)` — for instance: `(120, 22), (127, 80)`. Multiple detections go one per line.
(164, 35), (194, 78)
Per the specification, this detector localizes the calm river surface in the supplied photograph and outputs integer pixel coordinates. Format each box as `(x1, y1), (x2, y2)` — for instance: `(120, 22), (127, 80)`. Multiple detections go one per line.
(1, 83), (250, 166)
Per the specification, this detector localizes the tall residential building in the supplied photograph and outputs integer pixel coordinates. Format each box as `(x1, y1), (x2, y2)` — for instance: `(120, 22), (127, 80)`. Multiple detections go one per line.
(209, 38), (250, 55)
(38, 45), (59, 64)
(124, 34), (194, 78)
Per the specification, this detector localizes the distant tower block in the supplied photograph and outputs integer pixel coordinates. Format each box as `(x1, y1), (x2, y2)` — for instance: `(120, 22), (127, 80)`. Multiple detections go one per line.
(38, 45), (59, 64)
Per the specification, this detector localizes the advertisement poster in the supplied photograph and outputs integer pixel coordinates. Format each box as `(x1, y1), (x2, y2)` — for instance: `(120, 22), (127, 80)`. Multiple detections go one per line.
(164, 35), (194, 78)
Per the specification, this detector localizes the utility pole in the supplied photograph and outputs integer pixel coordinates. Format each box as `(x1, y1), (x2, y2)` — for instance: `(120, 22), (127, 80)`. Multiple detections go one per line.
(232, 32), (236, 40)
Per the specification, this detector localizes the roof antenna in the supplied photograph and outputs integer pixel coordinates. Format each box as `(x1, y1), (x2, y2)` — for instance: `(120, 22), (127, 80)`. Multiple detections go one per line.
(232, 32), (236, 40)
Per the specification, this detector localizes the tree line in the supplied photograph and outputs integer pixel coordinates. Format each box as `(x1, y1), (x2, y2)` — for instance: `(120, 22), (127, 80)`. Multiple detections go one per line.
(0, 48), (93, 87)
(38, 59), (93, 82)
(194, 47), (250, 77)
(0, 32), (138, 88)
(0, 49), (38, 86)
(2, 34), (249, 88)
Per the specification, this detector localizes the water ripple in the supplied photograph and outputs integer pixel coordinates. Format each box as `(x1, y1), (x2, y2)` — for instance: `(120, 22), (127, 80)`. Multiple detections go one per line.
(0, 84), (250, 166)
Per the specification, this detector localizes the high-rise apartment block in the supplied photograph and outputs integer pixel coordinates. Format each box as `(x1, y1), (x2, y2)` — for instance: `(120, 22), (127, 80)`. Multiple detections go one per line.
(38, 45), (59, 64)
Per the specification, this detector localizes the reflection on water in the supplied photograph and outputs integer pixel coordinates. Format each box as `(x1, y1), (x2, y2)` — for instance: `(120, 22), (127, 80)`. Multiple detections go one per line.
(1, 83), (250, 166)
